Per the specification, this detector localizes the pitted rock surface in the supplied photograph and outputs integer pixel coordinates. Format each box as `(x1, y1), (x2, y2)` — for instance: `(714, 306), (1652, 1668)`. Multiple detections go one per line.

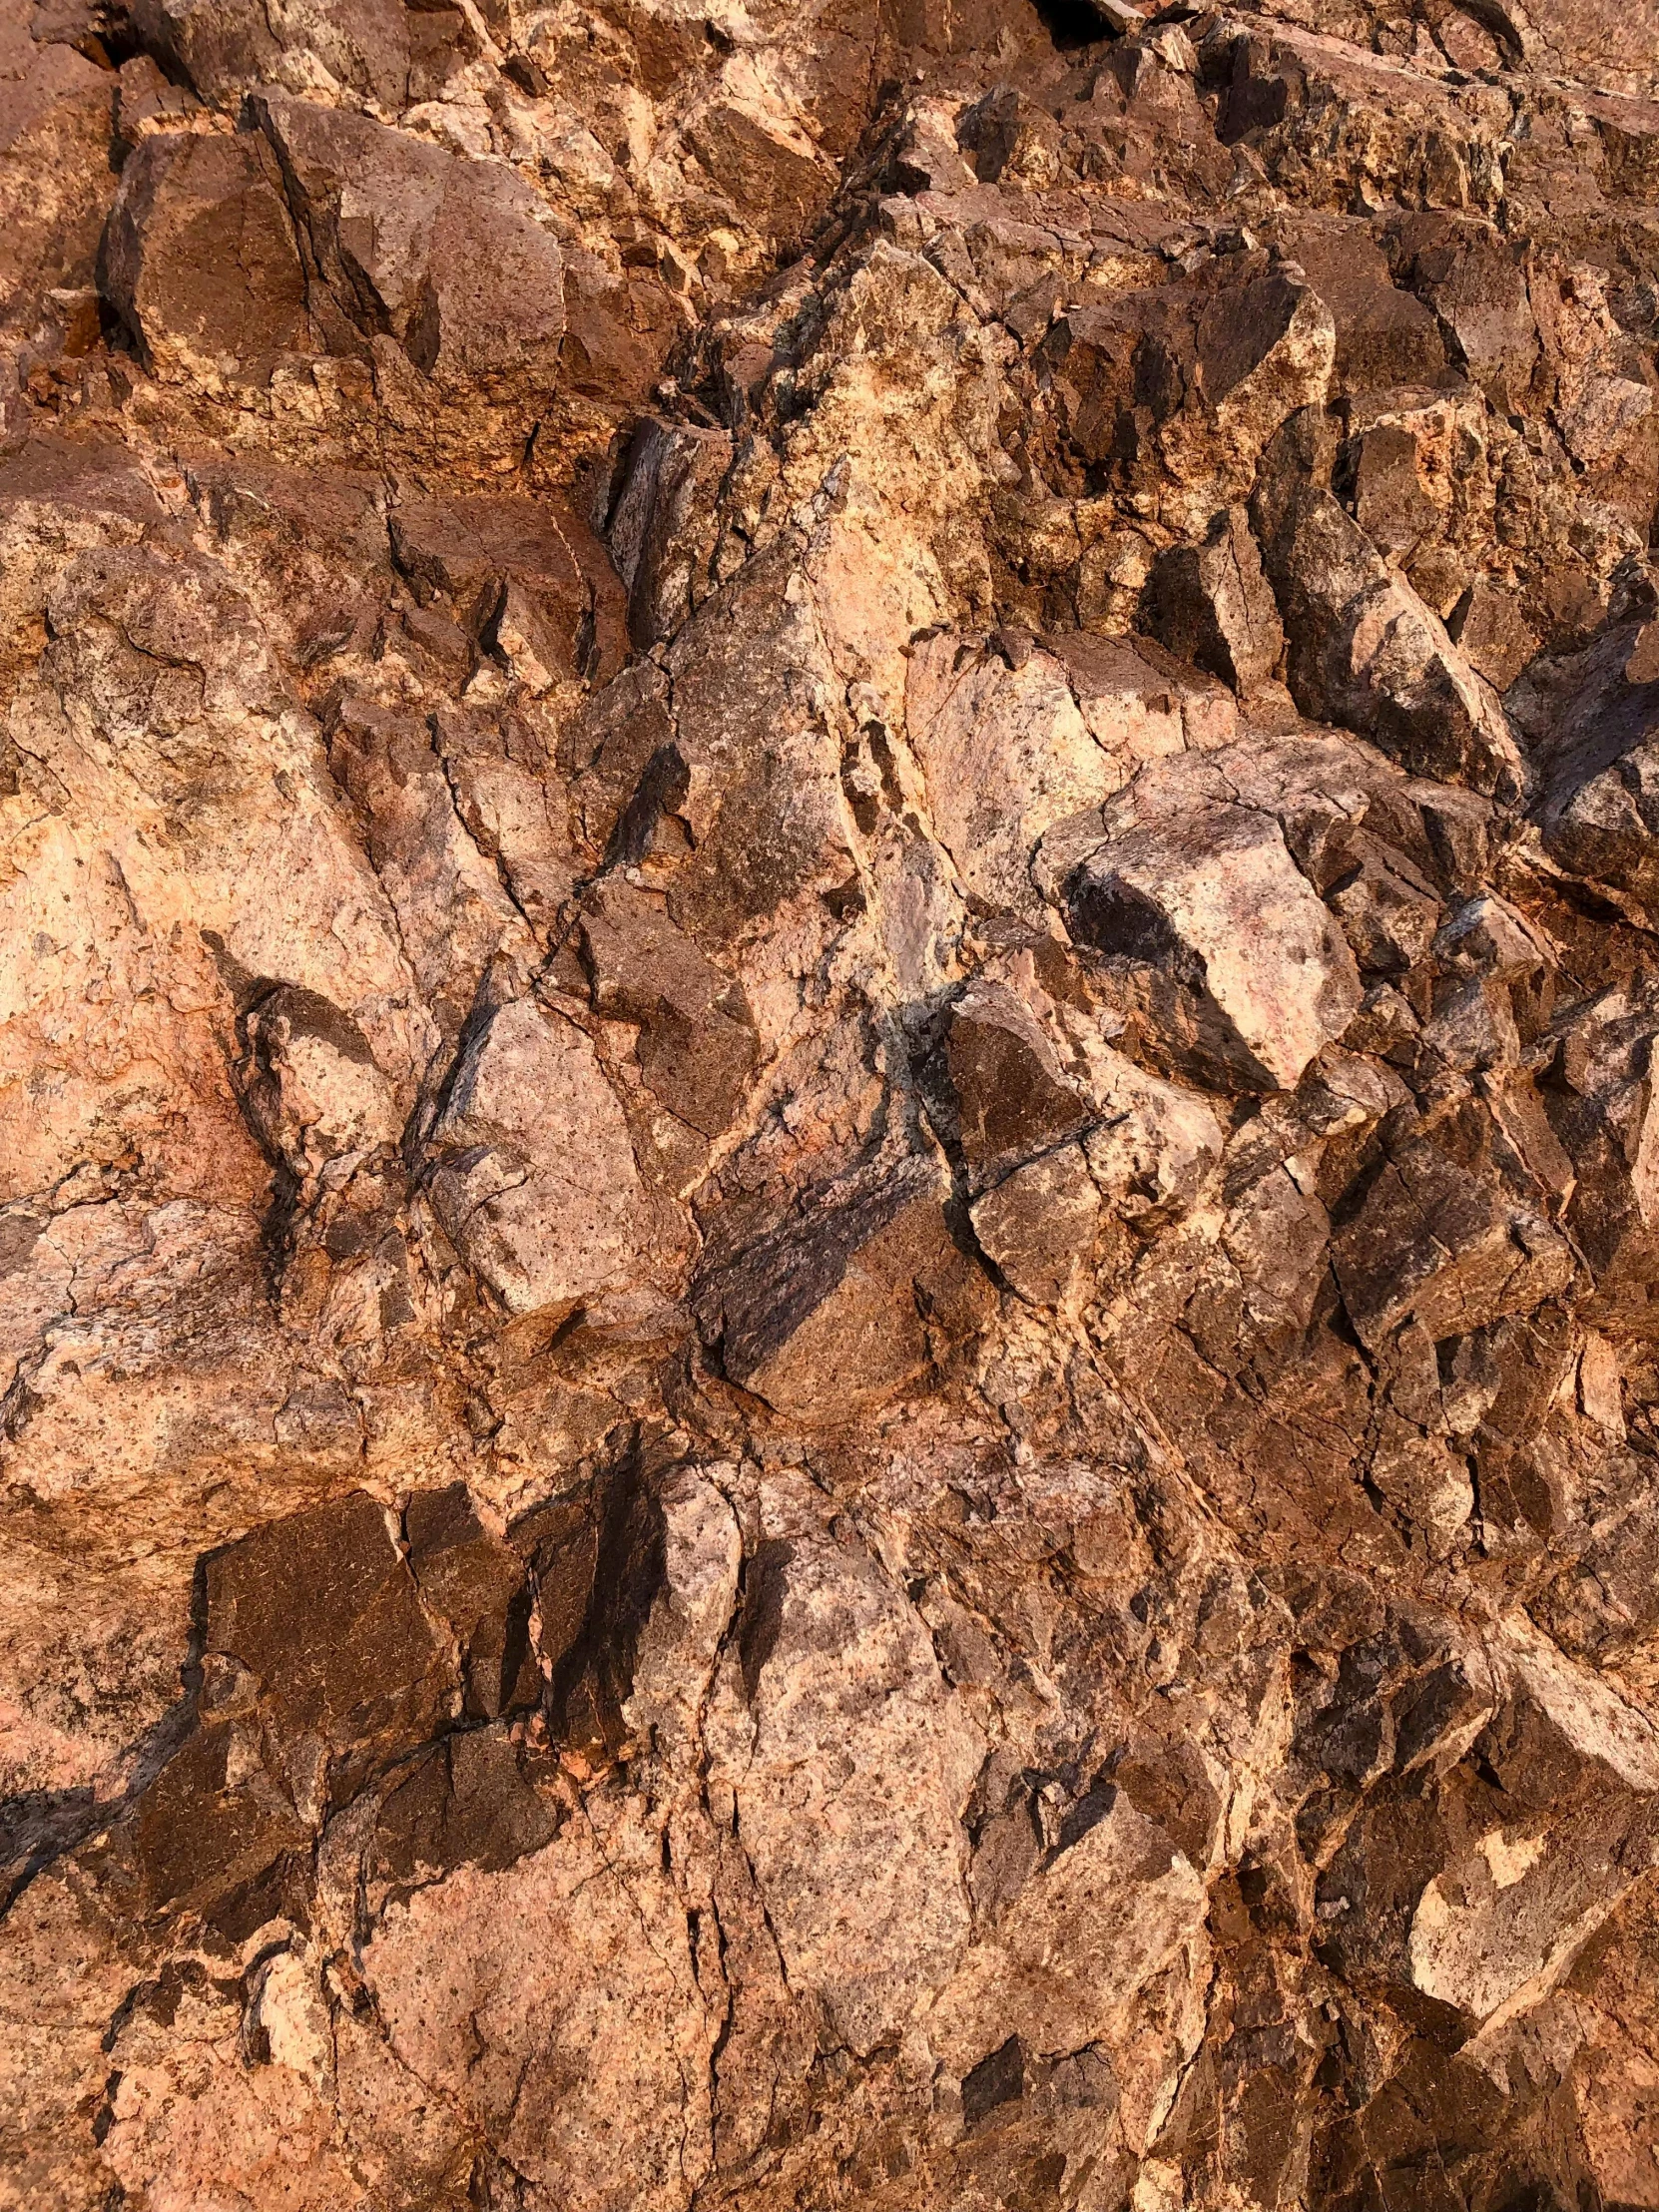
(6, 1), (1659, 2207)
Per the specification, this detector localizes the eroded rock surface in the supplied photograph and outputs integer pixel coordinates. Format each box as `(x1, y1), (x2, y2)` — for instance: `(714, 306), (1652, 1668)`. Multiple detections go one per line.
(6, 0), (1659, 2206)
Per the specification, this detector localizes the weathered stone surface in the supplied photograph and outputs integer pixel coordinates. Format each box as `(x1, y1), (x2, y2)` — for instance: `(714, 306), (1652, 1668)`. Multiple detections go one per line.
(692, 1154), (988, 1423)
(944, 977), (1093, 1188)
(1261, 475), (1525, 798)
(423, 996), (661, 1320)
(1332, 1137), (1575, 1351)
(971, 1142), (1102, 1308)
(704, 1493), (982, 2054)
(1142, 502), (1286, 694)
(7, 1), (1659, 2205)
(101, 129), (307, 386)
(362, 1796), (713, 2210)
(1515, 620), (1659, 931)
(254, 91), (565, 401)
(1063, 760), (1365, 1091)
(0, 28), (117, 344)
(579, 875), (759, 1141)
(389, 488), (626, 683)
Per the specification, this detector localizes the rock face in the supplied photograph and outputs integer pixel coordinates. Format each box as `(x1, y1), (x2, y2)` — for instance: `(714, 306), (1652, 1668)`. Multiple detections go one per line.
(8, 0), (1659, 2207)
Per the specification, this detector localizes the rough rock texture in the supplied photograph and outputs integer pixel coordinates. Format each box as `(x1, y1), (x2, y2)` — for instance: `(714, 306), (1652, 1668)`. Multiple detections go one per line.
(7, 0), (1659, 2206)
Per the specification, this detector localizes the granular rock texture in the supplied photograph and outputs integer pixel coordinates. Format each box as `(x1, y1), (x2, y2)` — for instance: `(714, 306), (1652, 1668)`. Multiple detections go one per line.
(8, 0), (1659, 2204)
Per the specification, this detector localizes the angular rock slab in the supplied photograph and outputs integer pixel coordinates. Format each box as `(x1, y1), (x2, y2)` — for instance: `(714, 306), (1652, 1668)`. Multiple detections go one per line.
(424, 997), (659, 1320)
(1068, 795), (1363, 1092)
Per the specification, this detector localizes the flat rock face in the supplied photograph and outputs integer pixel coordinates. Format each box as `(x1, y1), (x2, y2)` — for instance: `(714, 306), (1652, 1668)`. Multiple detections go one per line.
(8, 3), (1659, 2209)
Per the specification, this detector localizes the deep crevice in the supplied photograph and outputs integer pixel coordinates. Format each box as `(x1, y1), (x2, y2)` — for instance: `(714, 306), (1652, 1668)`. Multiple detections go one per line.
(1029, 0), (1117, 52)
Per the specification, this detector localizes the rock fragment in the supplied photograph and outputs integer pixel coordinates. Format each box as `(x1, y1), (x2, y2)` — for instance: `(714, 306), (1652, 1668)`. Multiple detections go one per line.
(101, 129), (307, 386)
(424, 998), (661, 1320)
(1066, 785), (1363, 1092)
(693, 1156), (988, 1423)
(1142, 504), (1285, 694)
(253, 91), (565, 408)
